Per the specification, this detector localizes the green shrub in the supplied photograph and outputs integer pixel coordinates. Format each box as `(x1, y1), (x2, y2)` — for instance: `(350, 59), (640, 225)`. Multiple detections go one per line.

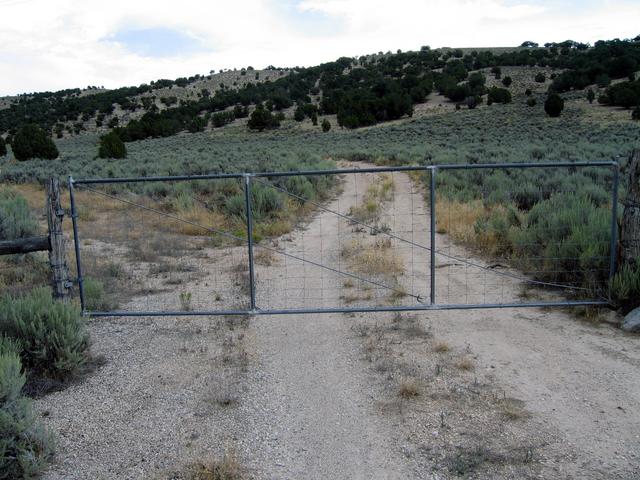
(98, 131), (126, 159)
(545, 93), (565, 117)
(0, 190), (38, 241)
(0, 336), (54, 479)
(509, 194), (611, 289)
(0, 136), (6, 157)
(487, 87), (511, 104)
(632, 106), (640, 121)
(83, 277), (111, 311)
(11, 124), (58, 161)
(526, 97), (537, 107)
(247, 104), (280, 131)
(0, 288), (89, 378)
(609, 260), (640, 313)
(251, 185), (283, 219)
(224, 194), (246, 218)
(284, 176), (315, 203)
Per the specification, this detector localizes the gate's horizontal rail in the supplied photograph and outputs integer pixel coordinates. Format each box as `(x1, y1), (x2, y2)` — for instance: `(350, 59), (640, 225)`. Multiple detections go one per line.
(71, 161), (617, 185)
(86, 300), (610, 317)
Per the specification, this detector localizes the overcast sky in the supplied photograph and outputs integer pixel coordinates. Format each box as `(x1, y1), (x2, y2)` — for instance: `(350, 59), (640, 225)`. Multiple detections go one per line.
(1, 0), (638, 95)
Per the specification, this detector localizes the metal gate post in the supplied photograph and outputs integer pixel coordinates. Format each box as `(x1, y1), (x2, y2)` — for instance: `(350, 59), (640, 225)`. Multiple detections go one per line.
(68, 176), (86, 313)
(609, 163), (620, 279)
(430, 167), (437, 305)
(243, 174), (257, 310)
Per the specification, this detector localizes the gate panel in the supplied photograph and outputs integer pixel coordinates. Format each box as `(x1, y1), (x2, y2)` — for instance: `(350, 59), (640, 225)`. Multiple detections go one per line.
(69, 161), (617, 316)
(433, 163), (618, 307)
(69, 177), (252, 314)
(251, 169), (431, 311)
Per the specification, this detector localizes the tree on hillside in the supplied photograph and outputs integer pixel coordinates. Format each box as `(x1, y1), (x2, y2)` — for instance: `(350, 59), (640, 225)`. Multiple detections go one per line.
(12, 124), (58, 161)
(502, 76), (513, 87)
(544, 93), (565, 117)
(294, 106), (305, 122)
(632, 106), (640, 121)
(467, 72), (487, 96)
(0, 136), (6, 157)
(321, 119), (331, 132)
(587, 88), (595, 104)
(487, 87), (512, 104)
(491, 66), (501, 79)
(247, 104), (280, 131)
(98, 131), (126, 159)
(443, 59), (468, 82)
(535, 72), (546, 83)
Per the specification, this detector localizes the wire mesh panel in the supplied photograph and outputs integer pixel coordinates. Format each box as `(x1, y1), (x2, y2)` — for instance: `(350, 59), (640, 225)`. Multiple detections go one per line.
(433, 164), (617, 306)
(70, 177), (251, 314)
(251, 170), (431, 311)
(69, 161), (617, 316)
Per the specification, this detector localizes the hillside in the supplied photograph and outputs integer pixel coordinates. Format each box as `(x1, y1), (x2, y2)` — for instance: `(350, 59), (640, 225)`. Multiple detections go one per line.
(0, 37), (639, 149)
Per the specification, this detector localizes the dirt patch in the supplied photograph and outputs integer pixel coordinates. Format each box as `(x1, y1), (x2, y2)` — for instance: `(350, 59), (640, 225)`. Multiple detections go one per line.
(33, 164), (640, 479)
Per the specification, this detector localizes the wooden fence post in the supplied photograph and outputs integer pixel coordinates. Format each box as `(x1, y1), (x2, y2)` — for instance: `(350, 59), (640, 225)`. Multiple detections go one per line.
(620, 149), (640, 268)
(46, 178), (71, 301)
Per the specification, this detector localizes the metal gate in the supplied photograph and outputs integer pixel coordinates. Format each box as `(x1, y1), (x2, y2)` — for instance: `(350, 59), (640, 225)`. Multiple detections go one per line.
(68, 161), (619, 316)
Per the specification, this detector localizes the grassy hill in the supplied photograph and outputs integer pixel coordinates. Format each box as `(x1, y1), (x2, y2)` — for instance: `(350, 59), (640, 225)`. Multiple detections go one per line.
(1, 37), (638, 146)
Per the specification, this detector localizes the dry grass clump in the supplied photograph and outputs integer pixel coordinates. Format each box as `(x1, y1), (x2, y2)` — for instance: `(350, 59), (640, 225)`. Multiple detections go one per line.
(435, 199), (484, 240)
(175, 204), (227, 237)
(347, 173), (394, 224)
(435, 198), (520, 257)
(433, 341), (451, 353)
(341, 238), (404, 277)
(398, 377), (420, 398)
(190, 450), (244, 480)
(254, 248), (280, 266)
(455, 357), (475, 371)
(498, 397), (531, 420)
(402, 316), (431, 338)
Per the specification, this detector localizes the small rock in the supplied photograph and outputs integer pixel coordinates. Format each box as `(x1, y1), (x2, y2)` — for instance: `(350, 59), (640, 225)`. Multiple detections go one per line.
(601, 309), (622, 326)
(622, 307), (640, 333)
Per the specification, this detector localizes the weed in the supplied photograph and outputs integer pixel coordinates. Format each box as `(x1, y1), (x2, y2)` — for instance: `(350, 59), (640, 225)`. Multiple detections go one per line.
(190, 449), (244, 480)
(399, 377), (420, 398)
(456, 357), (475, 371)
(254, 248), (279, 266)
(83, 277), (112, 311)
(434, 341), (451, 353)
(180, 291), (192, 311)
(447, 446), (505, 475)
(498, 397), (530, 420)
(351, 323), (370, 337)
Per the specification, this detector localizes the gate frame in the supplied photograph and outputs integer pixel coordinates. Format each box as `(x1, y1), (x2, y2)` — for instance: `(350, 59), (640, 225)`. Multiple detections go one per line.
(69, 161), (619, 317)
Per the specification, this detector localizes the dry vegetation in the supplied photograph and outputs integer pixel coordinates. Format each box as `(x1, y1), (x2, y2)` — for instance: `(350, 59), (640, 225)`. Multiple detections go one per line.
(339, 174), (412, 304)
(347, 173), (394, 225)
(187, 449), (245, 480)
(349, 312), (549, 478)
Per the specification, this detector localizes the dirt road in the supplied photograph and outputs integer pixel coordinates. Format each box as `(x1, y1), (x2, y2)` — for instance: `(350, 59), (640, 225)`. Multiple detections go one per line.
(35, 166), (639, 479)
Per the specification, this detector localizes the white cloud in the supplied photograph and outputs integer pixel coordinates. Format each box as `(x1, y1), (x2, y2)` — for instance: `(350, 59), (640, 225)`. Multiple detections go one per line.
(0, 0), (638, 95)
